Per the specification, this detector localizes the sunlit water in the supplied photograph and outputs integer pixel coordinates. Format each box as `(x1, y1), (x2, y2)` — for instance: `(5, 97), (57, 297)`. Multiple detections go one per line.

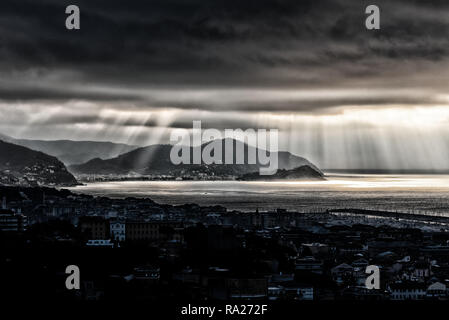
(67, 174), (449, 214)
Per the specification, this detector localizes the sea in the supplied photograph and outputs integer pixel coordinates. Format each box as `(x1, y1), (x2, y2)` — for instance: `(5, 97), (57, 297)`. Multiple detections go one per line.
(67, 174), (449, 216)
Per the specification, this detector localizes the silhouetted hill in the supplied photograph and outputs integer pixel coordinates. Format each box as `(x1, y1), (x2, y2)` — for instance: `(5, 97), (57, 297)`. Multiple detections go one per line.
(0, 140), (78, 186)
(69, 139), (322, 177)
(0, 132), (136, 165)
(238, 165), (325, 181)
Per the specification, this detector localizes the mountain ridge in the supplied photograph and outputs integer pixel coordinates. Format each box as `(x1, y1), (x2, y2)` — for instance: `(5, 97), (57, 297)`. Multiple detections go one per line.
(0, 140), (78, 186)
(0, 132), (137, 165)
(69, 139), (322, 178)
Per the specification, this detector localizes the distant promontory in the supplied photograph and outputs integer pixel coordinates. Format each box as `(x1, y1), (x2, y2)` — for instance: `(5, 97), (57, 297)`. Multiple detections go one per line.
(0, 140), (78, 187)
(237, 165), (325, 181)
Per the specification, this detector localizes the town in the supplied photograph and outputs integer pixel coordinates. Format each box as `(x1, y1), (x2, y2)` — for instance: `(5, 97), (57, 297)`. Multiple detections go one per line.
(2, 185), (449, 302)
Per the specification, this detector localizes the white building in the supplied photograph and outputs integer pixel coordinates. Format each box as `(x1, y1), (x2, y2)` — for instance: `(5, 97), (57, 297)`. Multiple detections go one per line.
(110, 220), (126, 241)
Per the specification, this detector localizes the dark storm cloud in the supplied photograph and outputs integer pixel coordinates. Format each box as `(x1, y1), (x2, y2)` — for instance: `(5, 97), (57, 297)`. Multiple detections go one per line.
(0, 0), (448, 111)
(22, 108), (279, 130)
(0, 85), (142, 102)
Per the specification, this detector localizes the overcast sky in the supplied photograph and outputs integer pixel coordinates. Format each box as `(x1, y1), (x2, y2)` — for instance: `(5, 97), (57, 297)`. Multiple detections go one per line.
(1, 0), (449, 169)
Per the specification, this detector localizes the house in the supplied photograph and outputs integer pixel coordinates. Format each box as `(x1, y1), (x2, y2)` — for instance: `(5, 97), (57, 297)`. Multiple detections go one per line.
(227, 278), (268, 300)
(133, 266), (160, 282)
(283, 282), (314, 300)
(173, 267), (201, 284)
(268, 285), (284, 301)
(295, 257), (323, 274)
(0, 209), (27, 232)
(302, 243), (330, 256)
(126, 221), (183, 242)
(412, 261), (431, 280)
(338, 243), (364, 255)
(352, 258), (369, 270)
(386, 262), (403, 276)
(331, 263), (354, 284)
(426, 282), (447, 299)
(82, 280), (104, 301)
(270, 273), (294, 284)
(79, 216), (110, 240)
(110, 219), (126, 241)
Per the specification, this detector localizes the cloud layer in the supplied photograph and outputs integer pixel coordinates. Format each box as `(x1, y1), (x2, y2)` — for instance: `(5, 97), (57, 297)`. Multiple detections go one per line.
(1, 0), (449, 169)
(0, 0), (448, 109)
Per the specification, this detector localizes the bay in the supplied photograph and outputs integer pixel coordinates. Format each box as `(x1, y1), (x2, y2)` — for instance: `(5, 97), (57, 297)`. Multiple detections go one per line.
(67, 174), (449, 215)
